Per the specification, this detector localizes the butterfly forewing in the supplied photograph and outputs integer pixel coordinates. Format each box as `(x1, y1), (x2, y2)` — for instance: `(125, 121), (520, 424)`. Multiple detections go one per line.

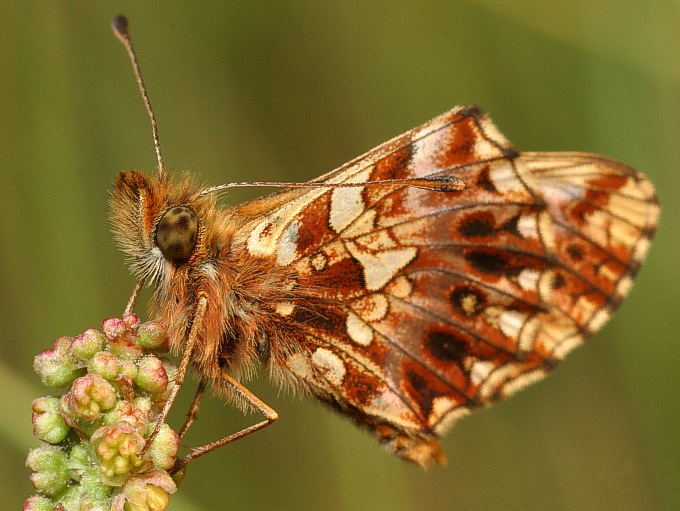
(230, 107), (658, 466)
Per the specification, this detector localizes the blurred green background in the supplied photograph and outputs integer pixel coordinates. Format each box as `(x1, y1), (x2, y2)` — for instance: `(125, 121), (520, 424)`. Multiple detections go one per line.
(1, 2), (678, 510)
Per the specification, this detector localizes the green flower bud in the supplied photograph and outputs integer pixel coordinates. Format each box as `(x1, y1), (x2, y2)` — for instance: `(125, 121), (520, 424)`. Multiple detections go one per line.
(26, 445), (69, 497)
(33, 336), (85, 387)
(148, 424), (179, 470)
(31, 396), (70, 444)
(135, 321), (168, 351)
(136, 357), (168, 395)
(22, 495), (54, 511)
(71, 328), (107, 359)
(118, 358), (139, 379)
(67, 443), (113, 497)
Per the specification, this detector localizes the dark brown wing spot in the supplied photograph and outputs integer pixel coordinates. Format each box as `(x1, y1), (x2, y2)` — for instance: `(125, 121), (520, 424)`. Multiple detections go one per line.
(501, 215), (522, 237)
(567, 245), (584, 261)
(425, 329), (469, 364)
(465, 249), (511, 276)
(459, 215), (496, 238)
(404, 368), (438, 419)
(477, 165), (497, 193)
(552, 273), (566, 290)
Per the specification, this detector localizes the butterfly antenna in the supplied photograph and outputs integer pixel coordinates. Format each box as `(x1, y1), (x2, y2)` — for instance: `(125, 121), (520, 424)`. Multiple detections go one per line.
(112, 15), (167, 182)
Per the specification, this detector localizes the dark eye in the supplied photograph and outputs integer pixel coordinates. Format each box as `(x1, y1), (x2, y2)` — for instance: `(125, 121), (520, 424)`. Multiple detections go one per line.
(155, 206), (198, 262)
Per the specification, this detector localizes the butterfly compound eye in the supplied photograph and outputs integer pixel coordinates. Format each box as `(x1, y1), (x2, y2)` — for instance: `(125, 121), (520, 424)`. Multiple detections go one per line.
(155, 206), (199, 262)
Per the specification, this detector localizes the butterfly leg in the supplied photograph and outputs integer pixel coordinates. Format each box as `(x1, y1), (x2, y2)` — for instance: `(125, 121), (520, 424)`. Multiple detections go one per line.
(141, 294), (208, 456)
(124, 277), (145, 315)
(178, 378), (208, 440)
(171, 373), (278, 474)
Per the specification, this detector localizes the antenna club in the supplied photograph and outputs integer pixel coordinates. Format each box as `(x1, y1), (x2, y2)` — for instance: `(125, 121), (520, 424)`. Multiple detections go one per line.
(435, 176), (466, 192)
(111, 15), (130, 42)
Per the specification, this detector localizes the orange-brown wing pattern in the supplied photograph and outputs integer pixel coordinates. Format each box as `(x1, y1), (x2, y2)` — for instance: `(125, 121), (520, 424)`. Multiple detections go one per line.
(232, 107), (658, 465)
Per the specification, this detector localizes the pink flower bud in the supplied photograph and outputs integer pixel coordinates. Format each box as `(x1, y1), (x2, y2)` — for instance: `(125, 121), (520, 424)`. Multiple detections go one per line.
(91, 422), (148, 482)
(123, 313), (141, 332)
(104, 401), (148, 434)
(102, 317), (127, 340)
(63, 373), (117, 420)
(89, 351), (120, 380)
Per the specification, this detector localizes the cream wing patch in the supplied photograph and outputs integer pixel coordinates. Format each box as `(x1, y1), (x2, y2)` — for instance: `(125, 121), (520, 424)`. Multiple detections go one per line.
(329, 168), (372, 233)
(311, 348), (346, 387)
(346, 242), (418, 291)
(277, 220), (300, 266)
(346, 312), (374, 346)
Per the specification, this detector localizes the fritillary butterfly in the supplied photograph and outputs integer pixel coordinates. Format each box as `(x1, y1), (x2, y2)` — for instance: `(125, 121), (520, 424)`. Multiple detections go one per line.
(110, 16), (658, 468)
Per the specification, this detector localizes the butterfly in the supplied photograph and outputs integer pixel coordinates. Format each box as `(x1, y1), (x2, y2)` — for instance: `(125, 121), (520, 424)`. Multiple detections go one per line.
(110, 16), (658, 469)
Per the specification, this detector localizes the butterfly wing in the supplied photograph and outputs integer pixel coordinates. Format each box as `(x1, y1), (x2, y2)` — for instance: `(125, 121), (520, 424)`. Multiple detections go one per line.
(230, 106), (658, 465)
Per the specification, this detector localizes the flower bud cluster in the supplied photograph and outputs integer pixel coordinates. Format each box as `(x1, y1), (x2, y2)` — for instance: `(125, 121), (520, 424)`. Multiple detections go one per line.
(25, 314), (181, 511)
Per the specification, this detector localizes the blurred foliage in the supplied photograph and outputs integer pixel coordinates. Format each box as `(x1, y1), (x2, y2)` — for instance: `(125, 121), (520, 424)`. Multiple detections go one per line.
(1, 2), (678, 510)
